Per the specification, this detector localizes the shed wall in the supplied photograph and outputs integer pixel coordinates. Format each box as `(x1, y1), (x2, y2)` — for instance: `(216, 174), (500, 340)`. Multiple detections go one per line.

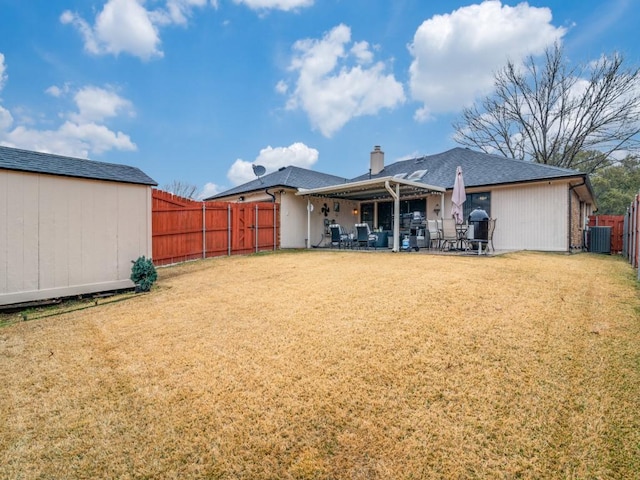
(1, 170), (152, 305)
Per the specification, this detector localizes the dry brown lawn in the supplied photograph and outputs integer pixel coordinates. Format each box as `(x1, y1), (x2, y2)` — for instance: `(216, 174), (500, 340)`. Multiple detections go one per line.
(1, 250), (639, 479)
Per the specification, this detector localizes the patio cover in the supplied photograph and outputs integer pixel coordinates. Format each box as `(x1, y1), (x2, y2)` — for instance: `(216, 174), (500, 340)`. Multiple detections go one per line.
(297, 177), (445, 252)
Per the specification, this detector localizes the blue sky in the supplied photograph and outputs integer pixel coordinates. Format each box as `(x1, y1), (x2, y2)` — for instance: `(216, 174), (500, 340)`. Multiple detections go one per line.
(0, 0), (638, 198)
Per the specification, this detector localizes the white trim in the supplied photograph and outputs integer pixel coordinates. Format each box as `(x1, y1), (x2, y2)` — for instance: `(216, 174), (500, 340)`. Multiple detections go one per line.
(296, 176), (445, 196)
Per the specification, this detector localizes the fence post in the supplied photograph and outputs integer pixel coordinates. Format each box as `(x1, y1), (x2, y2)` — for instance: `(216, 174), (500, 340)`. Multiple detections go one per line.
(255, 204), (259, 253)
(202, 202), (206, 259)
(228, 204), (232, 256)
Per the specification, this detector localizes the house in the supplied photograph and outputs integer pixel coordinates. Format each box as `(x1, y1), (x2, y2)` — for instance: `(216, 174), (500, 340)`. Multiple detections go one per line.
(208, 146), (596, 252)
(0, 145), (157, 306)
(206, 165), (349, 248)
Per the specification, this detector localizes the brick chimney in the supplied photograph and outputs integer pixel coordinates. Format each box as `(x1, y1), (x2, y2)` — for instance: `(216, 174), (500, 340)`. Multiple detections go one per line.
(370, 145), (384, 175)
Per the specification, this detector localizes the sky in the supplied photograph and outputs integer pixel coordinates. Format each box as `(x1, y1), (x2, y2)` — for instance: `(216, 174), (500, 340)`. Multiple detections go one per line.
(0, 0), (638, 198)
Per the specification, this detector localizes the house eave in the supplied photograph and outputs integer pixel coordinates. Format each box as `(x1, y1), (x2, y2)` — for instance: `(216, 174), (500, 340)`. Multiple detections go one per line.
(463, 173), (595, 204)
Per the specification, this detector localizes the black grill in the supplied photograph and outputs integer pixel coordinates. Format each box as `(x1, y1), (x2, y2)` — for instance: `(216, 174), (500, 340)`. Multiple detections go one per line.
(468, 208), (489, 240)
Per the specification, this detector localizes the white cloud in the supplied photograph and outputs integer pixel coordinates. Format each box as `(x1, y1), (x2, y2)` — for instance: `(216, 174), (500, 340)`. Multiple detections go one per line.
(275, 80), (288, 95)
(199, 182), (223, 199)
(0, 57), (136, 158)
(62, 0), (162, 59)
(233, 0), (313, 12)
(45, 83), (72, 98)
(227, 142), (319, 185)
(282, 24), (405, 137)
(61, 0), (216, 60)
(350, 41), (374, 64)
(0, 53), (7, 90)
(70, 86), (135, 123)
(408, 0), (566, 120)
(0, 106), (12, 131)
(46, 86), (63, 98)
(3, 122), (135, 157)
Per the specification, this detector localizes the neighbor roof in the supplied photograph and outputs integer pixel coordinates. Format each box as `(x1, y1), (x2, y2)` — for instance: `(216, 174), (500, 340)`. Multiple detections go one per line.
(351, 147), (587, 189)
(0, 145), (157, 186)
(207, 165), (348, 199)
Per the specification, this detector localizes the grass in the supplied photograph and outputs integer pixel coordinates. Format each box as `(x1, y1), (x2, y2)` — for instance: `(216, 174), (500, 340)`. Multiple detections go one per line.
(1, 250), (639, 479)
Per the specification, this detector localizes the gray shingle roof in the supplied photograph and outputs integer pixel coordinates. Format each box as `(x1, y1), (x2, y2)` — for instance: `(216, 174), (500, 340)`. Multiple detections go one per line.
(207, 165), (349, 199)
(351, 147), (585, 189)
(207, 147), (591, 201)
(0, 145), (157, 186)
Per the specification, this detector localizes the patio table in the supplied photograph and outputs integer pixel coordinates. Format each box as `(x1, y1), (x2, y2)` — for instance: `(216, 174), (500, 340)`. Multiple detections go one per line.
(452, 224), (475, 251)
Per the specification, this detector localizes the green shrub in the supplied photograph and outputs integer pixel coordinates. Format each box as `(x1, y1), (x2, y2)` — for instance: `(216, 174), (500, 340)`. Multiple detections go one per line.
(130, 256), (157, 292)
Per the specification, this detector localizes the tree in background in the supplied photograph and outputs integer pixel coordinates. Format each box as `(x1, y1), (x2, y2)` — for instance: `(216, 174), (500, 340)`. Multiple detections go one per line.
(590, 154), (640, 214)
(453, 44), (640, 174)
(162, 180), (199, 199)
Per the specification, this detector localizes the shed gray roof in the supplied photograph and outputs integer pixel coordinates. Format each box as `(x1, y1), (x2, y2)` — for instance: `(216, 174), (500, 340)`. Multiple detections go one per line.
(207, 165), (348, 199)
(351, 147), (586, 189)
(0, 145), (157, 186)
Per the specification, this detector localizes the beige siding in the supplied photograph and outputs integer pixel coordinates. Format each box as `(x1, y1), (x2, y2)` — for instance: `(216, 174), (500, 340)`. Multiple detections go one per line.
(235, 192), (359, 249)
(1, 170), (152, 305)
(279, 193), (308, 248)
(492, 182), (568, 251)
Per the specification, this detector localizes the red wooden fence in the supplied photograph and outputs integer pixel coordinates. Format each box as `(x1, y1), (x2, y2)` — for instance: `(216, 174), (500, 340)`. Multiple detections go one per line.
(625, 194), (639, 274)
(588, 214), (625, 253)
(152, 189), (279, 266)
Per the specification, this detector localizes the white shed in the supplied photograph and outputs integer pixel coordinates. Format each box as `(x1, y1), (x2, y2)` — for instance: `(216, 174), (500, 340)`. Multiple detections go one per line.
(0, 146), (157, 306)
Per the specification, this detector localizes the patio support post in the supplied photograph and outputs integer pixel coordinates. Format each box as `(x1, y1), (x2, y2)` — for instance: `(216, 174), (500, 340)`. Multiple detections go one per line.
(307, 197), (312, 249)
(384, 180), (400, 252)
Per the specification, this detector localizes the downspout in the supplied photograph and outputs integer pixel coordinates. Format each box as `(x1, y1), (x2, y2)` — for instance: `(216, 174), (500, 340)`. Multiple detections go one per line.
(265, 188), (276, 202)
(384, 180), (400, 252)
(569, 179), (587, 251)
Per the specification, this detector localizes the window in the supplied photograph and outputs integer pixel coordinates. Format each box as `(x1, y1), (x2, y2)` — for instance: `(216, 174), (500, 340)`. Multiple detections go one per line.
(377, 202), (393, 230)
(463, 192), (491, 219)
(361, 203), (374, 228)
(402, 198), (426, 215)
(406, 169), (428, 180)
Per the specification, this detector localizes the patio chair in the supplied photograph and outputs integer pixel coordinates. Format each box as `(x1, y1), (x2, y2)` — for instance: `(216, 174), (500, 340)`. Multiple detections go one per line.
(355, 223), (377, 249)
(329, 224), (348, 249)
(427, 219), (441, 249)
(440, 218), (458, 251)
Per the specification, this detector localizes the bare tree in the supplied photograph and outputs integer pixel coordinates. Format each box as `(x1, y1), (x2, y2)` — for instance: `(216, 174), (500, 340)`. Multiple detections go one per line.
(162, 180), (199, 199)
(453, 44), (640, 173)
